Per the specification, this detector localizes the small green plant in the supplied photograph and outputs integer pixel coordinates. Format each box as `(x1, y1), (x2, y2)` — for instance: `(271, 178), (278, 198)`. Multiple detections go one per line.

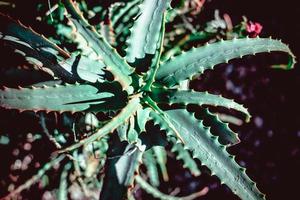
(0, 0), (296, 199)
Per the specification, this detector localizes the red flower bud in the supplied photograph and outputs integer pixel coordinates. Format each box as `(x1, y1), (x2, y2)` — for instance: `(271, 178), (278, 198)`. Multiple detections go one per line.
(246, 22), (263, 37)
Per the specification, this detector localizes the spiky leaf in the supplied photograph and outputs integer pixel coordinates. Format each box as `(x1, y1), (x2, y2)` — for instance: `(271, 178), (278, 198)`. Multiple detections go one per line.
(0, 82), (126, 112)
(153, 146), (169, 181)
(158, 109), (265, 200)
(156, 38), (295, 86)
(169, 137), (201, 176)
(111, 0), (140, 44)
(0, 14), (109, 84)
(143, 149), (160, 187)
(117, 107), (150, 143)
(57, 163), (71, 200)
(197, 108), (240, 146)
(58, 54), (106, 83)
(0, 13), (77, 81)
(125, 0), (170, 63)
(151, 87), (250, 120)
(136, 107), (151, 133)
(62, 0), (135, 91)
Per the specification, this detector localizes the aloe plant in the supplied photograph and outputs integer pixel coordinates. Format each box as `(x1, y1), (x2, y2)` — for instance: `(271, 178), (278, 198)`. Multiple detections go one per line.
(0, 0), (296, 199)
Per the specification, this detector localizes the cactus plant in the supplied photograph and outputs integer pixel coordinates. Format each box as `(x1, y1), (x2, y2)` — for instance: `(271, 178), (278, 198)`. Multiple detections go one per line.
(0, 0), (296, 199)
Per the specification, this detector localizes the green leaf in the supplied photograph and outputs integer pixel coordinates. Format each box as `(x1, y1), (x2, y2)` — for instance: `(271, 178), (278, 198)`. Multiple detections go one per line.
(0, 14), (108, 84)
(62, 0), (135, 92)
(160, 109), (265, 200)
(69, 19), (134, 91)
(151, 88), (250, 120)
(156, 38), (296, 86)
(153, 146), (168, 181)
(111, 0), (140, 34)
(58, 96), (141, 153)
(58, 54), (106, 83)
(100, 19), (115, 46)
(0, 14), (68, 60)
(142, 14), (166, 91)
(56, 22), (97, 59)
(110, 1), (141, 56)
(100, 141), (144, 200)
(0, 82), (126, 113)
(0, 13), (79, 81)
(57, 163), (72, 200)
(150, 109), (202, 177)
(117, 120), (130, 142)
(170, 137), (201, 176)
(117, 107), (151, 143)
(197, 108), (240, 146)
(136, 107), (151, 133)
(125, 0), (170, 63)
(143, 149), (160, 187)
(127, 116), (139, 143)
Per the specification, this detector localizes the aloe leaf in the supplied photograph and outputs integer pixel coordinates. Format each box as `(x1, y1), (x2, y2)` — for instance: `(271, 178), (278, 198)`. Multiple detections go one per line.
(150, 110), (201, 176)
(153, 146), (169, 181)
(100, 141), (144, 200)
(127, 116), (139, 143)
(143, 14), (166, 91)
(125, 0), (171, 63)
(0, 14), (68, 60)
(156, 38), (296, 86)
(145, 96), (185, 143)
(110, 1), (141, 56)
(136, 107), (151, 133)
(117, 107), (150, 143)
(0, 82), (126, 113)
(151, 88), (250, 120)
(153, 109), (265, 200)
(0, 13), (79, 81)
(57, 163), (72, 200)
(117, 120), (130, 142)
(59, 54), (106, 83)
(100, 19), (115, 46)
(169, 137), (201, 176)
(69, 19), (134, 91)
(198, 108), (240, 146)
(111, 0), (140, 34)
(58, 96), (141, 153)
(143, 149), (160, 187)
(0, 14), (106, 84)
(57, 22), (98, 59)
(62, 0), (135, 92)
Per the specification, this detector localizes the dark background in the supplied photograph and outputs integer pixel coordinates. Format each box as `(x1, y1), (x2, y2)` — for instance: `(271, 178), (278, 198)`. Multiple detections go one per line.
(161, 1), (300, 200)
(0, 0), (299, 200)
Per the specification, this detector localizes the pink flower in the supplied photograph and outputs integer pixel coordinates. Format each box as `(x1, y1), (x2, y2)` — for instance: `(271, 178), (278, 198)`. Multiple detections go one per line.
(246, 22), (263, 37)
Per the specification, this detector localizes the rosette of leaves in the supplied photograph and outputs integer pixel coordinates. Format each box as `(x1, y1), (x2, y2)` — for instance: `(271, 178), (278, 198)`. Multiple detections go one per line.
(0, 0), (296, 200)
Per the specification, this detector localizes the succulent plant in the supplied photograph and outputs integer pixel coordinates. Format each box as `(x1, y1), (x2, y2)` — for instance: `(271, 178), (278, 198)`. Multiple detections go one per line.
(0, 0), (296, 199)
